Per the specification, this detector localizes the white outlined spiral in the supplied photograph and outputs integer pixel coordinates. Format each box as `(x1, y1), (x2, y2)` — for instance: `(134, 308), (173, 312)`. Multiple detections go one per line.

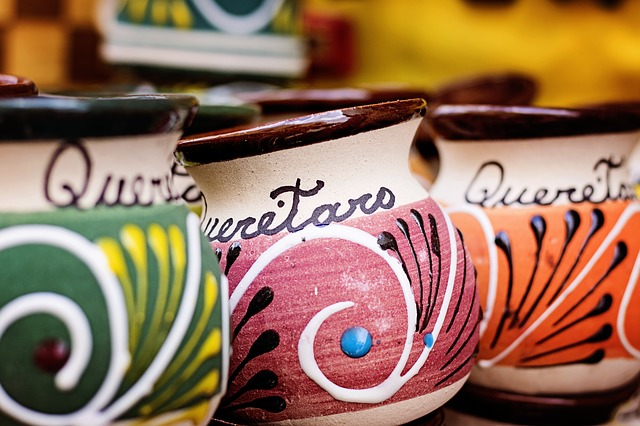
(192, 0), (285, 34)
(0, 213), (206, 425)
(229, 213), (459, 404)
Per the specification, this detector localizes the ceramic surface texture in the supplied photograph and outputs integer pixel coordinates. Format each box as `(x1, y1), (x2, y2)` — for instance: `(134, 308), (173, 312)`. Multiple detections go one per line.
(99, 0), (307, 78)
(428, 104), (640, 424)
(0, 95), (228, 426)
(177, 99), (480, 425)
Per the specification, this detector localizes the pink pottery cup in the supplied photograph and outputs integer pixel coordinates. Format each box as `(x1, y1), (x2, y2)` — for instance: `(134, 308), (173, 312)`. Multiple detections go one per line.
(176, 99), (480, 425)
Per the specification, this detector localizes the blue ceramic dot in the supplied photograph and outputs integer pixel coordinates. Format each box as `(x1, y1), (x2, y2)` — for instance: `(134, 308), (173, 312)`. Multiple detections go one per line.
(340, 326), (373, 358)
(424, 333), (434, 349)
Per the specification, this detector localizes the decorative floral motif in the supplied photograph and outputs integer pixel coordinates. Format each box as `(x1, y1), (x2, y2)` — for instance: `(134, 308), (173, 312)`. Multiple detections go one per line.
(214, 199), (478, 423)
(448, 201), (640, 368)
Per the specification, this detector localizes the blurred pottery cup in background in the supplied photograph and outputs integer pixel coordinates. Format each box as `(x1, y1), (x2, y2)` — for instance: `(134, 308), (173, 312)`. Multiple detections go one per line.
(427, 104), (640, 425)
(99, 0), (308, 80)
(176, 99), (480, 425)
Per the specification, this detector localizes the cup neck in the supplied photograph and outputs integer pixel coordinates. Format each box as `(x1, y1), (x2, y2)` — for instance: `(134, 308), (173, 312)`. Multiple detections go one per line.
(430, 131), (639, 208)
(188, 118), (428, 243)
(0, 133), (183, 213)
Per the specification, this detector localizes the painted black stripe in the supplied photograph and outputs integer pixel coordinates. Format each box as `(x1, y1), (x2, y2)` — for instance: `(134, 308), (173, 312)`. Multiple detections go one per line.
(233, 286), (274, 341)
(447, 284), (478, 356)
(229, 330), (280, 384)
(411, 209), (435, 334)
(520, 210), (580, 327)
(510, 215), (546, 329)
(441, 311), (479, 371)
(521, 324), (612, 363)
(424, 213), (442, 329)
(548, 209), (605, 305)
(224, 369), (278, 404)
(396, 217), (424, 331)
(490, 231), (514, 349)
(434, 352), (475, 388)
(554, 241), (627, 326)
(224, 241), (242, 276)
(537, 294), (612, 345)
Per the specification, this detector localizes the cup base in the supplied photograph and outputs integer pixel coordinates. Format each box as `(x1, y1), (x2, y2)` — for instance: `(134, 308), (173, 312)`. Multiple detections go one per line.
(446, 379), (640, 425)
(209, 408), (445, 426)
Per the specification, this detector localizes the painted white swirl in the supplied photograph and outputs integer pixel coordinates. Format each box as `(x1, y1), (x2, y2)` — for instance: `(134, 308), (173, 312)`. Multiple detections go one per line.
(444, 204), (498, 337)
(0, 212), (207, 425)
(477, 203), (640, 368)
(0, 293), (92, 391)
(230, 205), (460, 403)
(0, 224), (129, 426)
(192, 0), (285, 35)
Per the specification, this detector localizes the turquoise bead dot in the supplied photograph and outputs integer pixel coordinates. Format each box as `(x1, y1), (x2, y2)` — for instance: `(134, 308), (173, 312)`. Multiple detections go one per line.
(340, 326), (373, 358)
(424, 333), (434, 349)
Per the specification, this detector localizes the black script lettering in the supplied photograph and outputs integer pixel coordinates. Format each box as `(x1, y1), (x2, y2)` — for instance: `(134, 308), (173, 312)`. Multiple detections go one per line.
(464, 161), (505, 207)
(44, 139), (181, 209)
(171, 162), (202, 203)
(464, 157), (636, 208)
(204, 179), (397, 242)
(44, 140), (91, 207)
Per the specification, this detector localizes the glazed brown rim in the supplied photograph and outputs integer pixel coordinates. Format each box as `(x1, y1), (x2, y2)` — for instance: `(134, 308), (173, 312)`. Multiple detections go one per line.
(428, 104), (640, 141)
(0, 74), (38, 97)
(176, 98), (427, 166)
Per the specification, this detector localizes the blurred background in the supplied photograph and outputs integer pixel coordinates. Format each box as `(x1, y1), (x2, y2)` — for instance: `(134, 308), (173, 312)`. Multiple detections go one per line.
(2, 0), (640, 107)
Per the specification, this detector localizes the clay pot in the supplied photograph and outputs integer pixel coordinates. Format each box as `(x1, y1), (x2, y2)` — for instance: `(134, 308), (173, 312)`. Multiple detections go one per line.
(0, 94), (228, 425)
(427, 104), (640, 425)
(176, 99), (480, 425)
(0, 74), (38, 97)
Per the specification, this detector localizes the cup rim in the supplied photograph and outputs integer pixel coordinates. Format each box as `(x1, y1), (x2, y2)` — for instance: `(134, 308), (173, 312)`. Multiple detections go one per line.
(0, 74), (38, 97)
(0, 94), (199, 140)
(428, 104), (640, 141)
(176, 98), (427, 166)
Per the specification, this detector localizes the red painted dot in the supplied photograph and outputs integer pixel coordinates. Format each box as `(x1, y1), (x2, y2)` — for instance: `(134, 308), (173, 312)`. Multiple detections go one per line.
(33, 339), (70, 373)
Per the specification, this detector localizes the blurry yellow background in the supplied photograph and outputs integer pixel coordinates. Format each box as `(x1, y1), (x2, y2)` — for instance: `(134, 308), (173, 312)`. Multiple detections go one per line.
(2, 0), (640, 107)
(304, 0), (640, 107)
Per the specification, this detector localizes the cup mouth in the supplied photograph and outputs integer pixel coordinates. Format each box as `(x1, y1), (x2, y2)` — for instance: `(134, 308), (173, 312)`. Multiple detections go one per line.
(428, 104), (640, 141)
(0, 94), (199, 140)
(0, 74), (38, 97)
(176, 98), (427, 166)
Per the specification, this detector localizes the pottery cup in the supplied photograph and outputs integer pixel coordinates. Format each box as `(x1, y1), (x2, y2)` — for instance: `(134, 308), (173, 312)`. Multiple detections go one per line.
(176, 99), (480, 425)
(427, 104), (640, 425)
(99, 0), (308, 80)
(0, 94), (228, 426)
